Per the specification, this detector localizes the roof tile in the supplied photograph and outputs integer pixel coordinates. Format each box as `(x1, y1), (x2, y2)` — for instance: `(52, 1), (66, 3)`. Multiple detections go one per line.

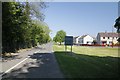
(98, 32), (120, 37)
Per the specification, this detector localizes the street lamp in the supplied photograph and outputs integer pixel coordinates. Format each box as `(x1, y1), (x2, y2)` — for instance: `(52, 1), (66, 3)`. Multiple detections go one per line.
(112, 25), (114, 48)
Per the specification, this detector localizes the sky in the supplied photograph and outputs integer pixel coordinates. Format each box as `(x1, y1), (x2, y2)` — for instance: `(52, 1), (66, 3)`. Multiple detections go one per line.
(44, 2), (118, 39)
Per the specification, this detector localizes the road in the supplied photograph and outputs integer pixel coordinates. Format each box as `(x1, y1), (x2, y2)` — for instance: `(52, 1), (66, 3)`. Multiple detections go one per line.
(1, 42), (64, 78)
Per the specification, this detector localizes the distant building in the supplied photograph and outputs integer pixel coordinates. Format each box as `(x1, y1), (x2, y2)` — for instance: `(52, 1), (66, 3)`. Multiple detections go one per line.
(74, 35), (94, 45)
(79, 35), (94, 45)
(96, 32), (119, 45)
(73, 36), (81, 44)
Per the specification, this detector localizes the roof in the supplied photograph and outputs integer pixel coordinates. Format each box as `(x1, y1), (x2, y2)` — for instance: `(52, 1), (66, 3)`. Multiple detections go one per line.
(98, 32), (119, 37)
(74, 36), (79, 38)
(74, 36), (81, 39)
(74, 34), (95, 40)
(79, 35), (88, 39)
(79, 34), (95, 39)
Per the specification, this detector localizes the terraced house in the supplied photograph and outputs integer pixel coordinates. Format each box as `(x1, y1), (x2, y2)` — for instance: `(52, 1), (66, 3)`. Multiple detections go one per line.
(97, 32), (119, 45)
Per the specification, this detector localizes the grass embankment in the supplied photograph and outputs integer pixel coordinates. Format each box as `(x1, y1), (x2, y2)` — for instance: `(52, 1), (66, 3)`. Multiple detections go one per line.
(53, 45), (119, 78)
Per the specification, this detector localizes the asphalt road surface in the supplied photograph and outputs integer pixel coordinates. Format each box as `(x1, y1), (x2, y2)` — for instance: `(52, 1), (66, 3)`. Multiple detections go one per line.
(1, 42), (64, 79)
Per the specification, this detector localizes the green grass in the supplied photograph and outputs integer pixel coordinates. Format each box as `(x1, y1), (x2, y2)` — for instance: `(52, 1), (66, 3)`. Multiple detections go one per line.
(53, 45), (119, 78)
(73, 46), (118, 57)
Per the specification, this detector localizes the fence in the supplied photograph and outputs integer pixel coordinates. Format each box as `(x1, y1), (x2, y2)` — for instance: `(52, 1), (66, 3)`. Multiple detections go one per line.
(74, 44), (120, 47)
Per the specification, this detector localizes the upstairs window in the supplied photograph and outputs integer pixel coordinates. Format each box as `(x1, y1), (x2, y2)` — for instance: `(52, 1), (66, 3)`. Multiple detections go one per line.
(108, 37), (109, 39)
(103, 37), (105, 39)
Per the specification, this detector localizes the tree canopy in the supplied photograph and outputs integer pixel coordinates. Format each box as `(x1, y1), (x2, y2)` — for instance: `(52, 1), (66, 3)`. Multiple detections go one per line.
(114, 17), (120, 42)
(2, 2), (51, 53)
(53, 30), (66, 45)
(114, 17), (120, 33)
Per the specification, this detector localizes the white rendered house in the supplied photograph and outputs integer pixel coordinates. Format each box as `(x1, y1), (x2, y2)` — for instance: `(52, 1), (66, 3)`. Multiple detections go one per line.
(73, 36), (81, 44)
(96, 32), (119, 45)
(78, 35), (94, 45)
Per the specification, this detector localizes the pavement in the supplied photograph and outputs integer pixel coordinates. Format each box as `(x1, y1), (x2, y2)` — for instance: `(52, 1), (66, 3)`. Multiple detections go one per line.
(1, 42), (64, 79)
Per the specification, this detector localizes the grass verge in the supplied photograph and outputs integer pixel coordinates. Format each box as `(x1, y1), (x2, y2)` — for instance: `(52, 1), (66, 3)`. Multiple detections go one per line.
(54, 45), (119, 78)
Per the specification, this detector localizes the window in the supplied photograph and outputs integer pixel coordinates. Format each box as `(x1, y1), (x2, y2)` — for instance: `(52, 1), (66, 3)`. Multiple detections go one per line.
(108, 37), (109, 39)
(103, 37), (105, 39)
(109, 41), (112, 44)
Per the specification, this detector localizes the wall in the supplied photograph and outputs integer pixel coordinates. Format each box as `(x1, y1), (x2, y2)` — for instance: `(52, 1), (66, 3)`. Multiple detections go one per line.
(83, 35), (94, 44)
(99, 36), (118, 45)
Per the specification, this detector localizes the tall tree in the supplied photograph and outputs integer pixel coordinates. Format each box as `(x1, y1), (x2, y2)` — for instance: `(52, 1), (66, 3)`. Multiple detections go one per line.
(29, 2), (47, 21)
(2, 2), (51, 54)
(114, 17), (120, 42)
(2, 2), (25, 52)
(53, 30), (66, 45)
(114, 17), (120, 33)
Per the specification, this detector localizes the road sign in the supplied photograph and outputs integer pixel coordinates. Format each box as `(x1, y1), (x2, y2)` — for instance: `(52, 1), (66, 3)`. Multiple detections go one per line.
(64, 36), (73, 53)
(65, 36), (73, 45)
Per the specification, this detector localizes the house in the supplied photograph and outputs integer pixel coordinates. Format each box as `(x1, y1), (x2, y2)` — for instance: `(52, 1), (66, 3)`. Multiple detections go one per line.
(96, 32), (119, 45)
(73, 36), (81, 44)
(78, 35), (94, 45)
(74, 35), (94, 45)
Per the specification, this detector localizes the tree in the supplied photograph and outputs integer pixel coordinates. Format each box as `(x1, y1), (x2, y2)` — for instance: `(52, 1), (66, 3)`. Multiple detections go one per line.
(92, 40), (97, 45)
(53, 30), (66, 45)
(2, 2), (51, 54)
(29, 2), (47, 21)
(114, 17), (120, 33)
(2, 2), (26, 52)
(114, 17), (120, 42)
(31, 20), (51, 44)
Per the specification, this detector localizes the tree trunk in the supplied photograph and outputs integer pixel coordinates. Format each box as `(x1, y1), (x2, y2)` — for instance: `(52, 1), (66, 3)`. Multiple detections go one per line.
(60, 42), (61, 45)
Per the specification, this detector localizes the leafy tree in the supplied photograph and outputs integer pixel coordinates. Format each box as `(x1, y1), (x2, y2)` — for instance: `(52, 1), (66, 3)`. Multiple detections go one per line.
(53, 30), (66, 45)
(114, 17), (120, 33)
(2, 2), (25, 52)
(29, 2), (47, 21)
(31, 20), (51, 45)
(114, 17), (120, 42)
(92, 40), (97, 45)
(53, 36), (58, 43)
(2, 2), (51, 54)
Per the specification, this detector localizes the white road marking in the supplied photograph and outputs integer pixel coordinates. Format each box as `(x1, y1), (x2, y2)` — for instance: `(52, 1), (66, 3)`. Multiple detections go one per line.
(34, 50), (40, 53)
(1, 50), (40, 76)
(1, 57), (29, 76)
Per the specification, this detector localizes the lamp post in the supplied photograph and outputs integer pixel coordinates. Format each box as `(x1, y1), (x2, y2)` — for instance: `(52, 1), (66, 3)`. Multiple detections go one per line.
(112, 25), (114, 48)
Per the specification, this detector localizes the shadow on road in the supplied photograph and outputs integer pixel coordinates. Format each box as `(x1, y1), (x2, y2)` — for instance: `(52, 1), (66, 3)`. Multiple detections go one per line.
(1, 54), (22, 62)
(2, 52), (64, 79)
(34, 46), (45, 50)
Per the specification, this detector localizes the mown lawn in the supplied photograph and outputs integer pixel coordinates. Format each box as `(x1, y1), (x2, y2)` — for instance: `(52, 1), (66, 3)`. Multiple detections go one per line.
(53, 45), (119, 78)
